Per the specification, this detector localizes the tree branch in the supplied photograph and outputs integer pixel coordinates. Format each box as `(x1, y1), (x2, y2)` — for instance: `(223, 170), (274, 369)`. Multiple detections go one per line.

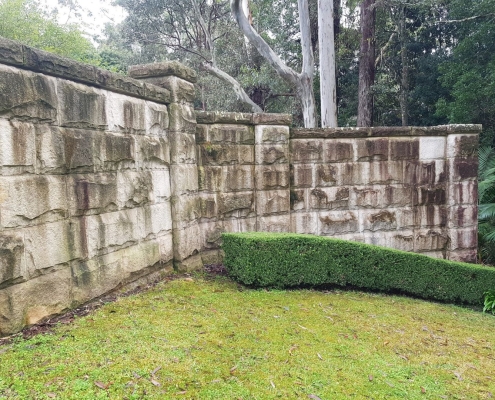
(437, 13), (495, 24)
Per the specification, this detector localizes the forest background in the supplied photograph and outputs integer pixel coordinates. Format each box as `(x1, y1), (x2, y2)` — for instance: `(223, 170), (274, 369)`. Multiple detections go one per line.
(0, 0), (494, 263)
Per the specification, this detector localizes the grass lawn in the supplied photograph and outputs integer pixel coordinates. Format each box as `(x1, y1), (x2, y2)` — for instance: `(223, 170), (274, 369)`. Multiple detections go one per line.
(0, 273), (494, 399)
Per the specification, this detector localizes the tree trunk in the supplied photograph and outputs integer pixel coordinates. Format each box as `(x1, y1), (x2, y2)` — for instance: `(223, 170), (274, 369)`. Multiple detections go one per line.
(318, 0), (338, 127)
(357, 0), (376, 127)
(399, 5), (409, 126)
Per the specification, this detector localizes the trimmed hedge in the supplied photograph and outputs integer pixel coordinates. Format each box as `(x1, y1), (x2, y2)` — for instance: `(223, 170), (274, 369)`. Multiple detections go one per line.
(222, 232), (495, 306)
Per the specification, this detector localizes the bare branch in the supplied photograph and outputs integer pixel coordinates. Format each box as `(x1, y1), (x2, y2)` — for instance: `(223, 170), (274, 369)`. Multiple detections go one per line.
(437, 13), (495, 24)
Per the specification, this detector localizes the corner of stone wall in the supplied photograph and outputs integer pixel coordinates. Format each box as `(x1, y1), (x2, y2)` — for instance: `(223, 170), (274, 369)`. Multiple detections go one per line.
(130, 62), (203, 271)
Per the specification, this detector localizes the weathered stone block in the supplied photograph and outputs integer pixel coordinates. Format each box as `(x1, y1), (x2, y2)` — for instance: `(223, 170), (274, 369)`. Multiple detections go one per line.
(350, 186), (381, 209)
(24, 220), (84, 273)
(209, 124), (254, 144)
(390, 138), (419, 160)
(199, 144), (253, 165)
(35, 125), (66, 173)
(256, 144), (288, 165)
(319, 211), (359, 235)
(158, 233), (174, 264)
(449, 227), (477, 251)
(139, 75), (195, 103)
(447, 205), (477, 228)
(257, 215), (290, 233)
(356, 138), (389, 162)
(94, 68), (148, 100)
(339, 163), (371, 186)
(414, 229), (449, 252)
(363, 230), (414, 252)
(447, 249), (477, 263)
(255, 125), (289, 144)
(0, 65), (57, 122)
(223, 165), (255, 192)
(168, 131), (195, 164)
(404, 160), (446, 186)
(0, 119), (36, 173)
(315, 164), (337, 187)
(0, 268), (72, 336)
(420, 136), (446, 160)
(291, 139), (323, 162)
(223, 216), (257, 233)
(219, 192), (254, 215)
(199, 194), (218, 219)
(449, 158), (478, 181)
(0, 175), (67, 228)
(172, 194), (201, 228)
(104, 133), (135, 170)
(59, 81), (107, 130)
(255, 165), (290, 190)
(0, 37), (24, 66)
(140, 203), (173, 238)
(64, 128), (102, 172)
(324, 141), (354, 163)
(136, 135), (170, 167)
(200, 220), (224, 249)
(169, 103), (196, 133)
(361, 208), (414, 232)
(290, 189), (307, 211)
(413, 186), (447, 206)
(383, 185), (413, 207)
(414, 205), (447, 228)
(145, 102), (169, 136)
(67, 173), (118, 216)
(446, 134), (478, 159)
(116, 171), (153, 208)
(290, 212), (318, 234)
(448, 180), (478, 205)
(256, 190), (290, 216)
(292, 164), (314, 188)
(105, 92), (146, 134)
(198, 166), (222, 192)
(150, 169), (171, 203)
(170, 164), (198, 194)
(310, 187), (349, 210)
(173, 223), (202, 261)
(0, 232), (26, 286)
(128, 60), (198, 83)
(369, 161), (403, 184)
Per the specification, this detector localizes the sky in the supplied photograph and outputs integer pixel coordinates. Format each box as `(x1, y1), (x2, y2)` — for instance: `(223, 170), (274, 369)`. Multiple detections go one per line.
(40, 0), (127, 39)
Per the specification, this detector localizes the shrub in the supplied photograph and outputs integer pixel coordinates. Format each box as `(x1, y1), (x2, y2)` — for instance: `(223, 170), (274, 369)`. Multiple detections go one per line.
(222, 232), (495, 306)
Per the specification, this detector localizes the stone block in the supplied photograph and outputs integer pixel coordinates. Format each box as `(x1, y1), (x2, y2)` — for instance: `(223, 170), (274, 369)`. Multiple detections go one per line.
(256, 144), (288, 165)
(449, 226), (477, 251)
(169, 131), (196, 164)
(315, 164), (338, 187)
(0, 175), (67, 228)
(419, 251), (446, 260)
(0, 231), (26, 286)
(414, 229), (449, 252)
(447, 205), (477, 228)
(256, 190), (290, 216)
(200, 220), (225, 249)
(59, 81), (107, 130)
(67, 173), (118, 216)
(356, 138), (389, 161)
(169, 103), (196, 133)
(255, 125), (289, 144)
(404, 160), (446, 186)
(0, 119), (36, 173)
(116, 171), (154, 208)
(448, 181), (478, 205)
(201, 249), (224, 265)
(447, 249), (477, 264)
(136, 135), (170, 167)
(173, 223), (202, 261)
(383, 185), (413, 207)
(414, 205), (447, 228)
(199, 144), (253, 165)
(361, 208), (414, 232)
(223, 165), (255, 192)
(339, 163), (371, 186)
(219, 192), (254, 215)
(84, 208), (141, 258)
(369, 161), (403, 184)
(210, 124), (255, 144)
(363, 230), (414, 252)
(196, 124), (208, 143)
(413, 186), (447, 206)
(145, 102), (169, 136)
(350, 186), (381, 209)
(140, 203), (173, 238)
(24, 220), (84, 273)
(139, 75), (195, 103)
(0, 65), (57, 122)
(150, 169), (171, 203)
(420, 136), (446, 160)
(291, 139), (323, 163)
(35, 125), (66, 173)
(390, 138), (419, 160)
(105, 92), (146, 134)
(198, 166), (222, 192)
(449, 158), (478, 182)
(172, 194), (201, 228)
(319, 211), (359, 235)
(103, 133), (135, 170)
(255, 164), (290, 190)
(223, 216), (257, 233)
(290, 189), (308, 211)
(158, 233), (174, 264)
(292, 164), (314, 188)
(94, 68), (147, 100)
(0, 37), (24, 66)
(290, 212), (318, 234)
(170, 164), (199, 194)
(142, 82), (171, 104)
(324, 140), (355, 163)
(332, 233), (366, 243)
(446, 134), (478, 159)
(199, 193), (218, 219)
(175, 253), (204, 273)
(128, 60), (198, 83)
(64, 128), (102, 172)
(257, 215), (290, 233)
(310, 187), (349, 210)
(0, 268), (72, 336)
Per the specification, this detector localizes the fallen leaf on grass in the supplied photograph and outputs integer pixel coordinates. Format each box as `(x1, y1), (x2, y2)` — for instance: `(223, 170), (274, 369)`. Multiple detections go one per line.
(151, 366), (162, 375)
(317, 353), (323, 360)
(95, 381), (110, 390)
(289, 345), (298, 355)
(270, 380), (276, 388)
(298, 325), (308, 330)
(454, 371), (463, 381)
(230, 366), (237, 375)
(421, 386), (426, 393)
(150, 378), (161, 387)
(308, 395), (322, 400)
(47, 393), (56, 399)
(369, 375), (373, 381)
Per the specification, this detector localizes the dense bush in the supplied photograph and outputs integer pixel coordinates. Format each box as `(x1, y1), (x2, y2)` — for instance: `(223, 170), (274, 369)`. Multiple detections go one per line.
(222, 232), (495, 306)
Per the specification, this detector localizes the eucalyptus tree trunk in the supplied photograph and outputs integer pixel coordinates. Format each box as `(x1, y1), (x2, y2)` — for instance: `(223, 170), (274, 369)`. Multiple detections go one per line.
(231, 0), (317, 127)
(357, 0), (376, 127)
(318, 0), (338, 127)
(398, 5), (409, 126)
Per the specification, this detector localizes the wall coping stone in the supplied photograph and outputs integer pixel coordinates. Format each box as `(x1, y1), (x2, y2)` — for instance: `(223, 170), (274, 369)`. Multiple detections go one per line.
(291, 124), (483, 139)
(0, 37), (171, 104)
(128, 61), (198, 84)
(196, 111), (292, 126)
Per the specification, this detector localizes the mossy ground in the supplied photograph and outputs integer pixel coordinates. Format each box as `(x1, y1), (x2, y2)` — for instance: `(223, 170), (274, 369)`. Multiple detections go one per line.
(0, 274), (494, 399)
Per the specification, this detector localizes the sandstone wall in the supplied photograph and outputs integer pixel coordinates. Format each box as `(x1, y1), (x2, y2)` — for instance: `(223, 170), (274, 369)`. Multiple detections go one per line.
(0, 38), (481, 336)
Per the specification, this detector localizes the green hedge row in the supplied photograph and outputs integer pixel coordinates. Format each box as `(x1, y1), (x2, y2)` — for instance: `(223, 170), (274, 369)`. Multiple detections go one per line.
(222, 232), (495, 306)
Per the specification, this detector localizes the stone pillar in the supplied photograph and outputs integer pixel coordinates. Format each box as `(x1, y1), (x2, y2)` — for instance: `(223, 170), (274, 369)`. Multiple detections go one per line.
(129, 62), (203, 271)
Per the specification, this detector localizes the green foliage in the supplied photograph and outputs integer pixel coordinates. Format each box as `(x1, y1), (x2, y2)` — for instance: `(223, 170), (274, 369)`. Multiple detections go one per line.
(478, 145), (495, 264)
(483, 290), (495, 314)
(222, 232), (495, 305)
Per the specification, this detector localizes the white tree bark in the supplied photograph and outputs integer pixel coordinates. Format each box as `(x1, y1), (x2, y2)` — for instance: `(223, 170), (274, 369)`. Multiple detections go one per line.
(318, 0), (338, 127)
(231, 0), (317, 128)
